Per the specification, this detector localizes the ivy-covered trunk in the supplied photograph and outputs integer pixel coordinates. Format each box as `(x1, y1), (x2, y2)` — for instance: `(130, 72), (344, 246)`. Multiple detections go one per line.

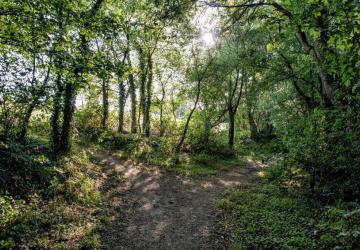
(118, 80), (125, 133)
(51, 74), (63, 153)
(144, 55), (153, 137)
(129, 73), (137, 134)
(228, 111), (235, 148)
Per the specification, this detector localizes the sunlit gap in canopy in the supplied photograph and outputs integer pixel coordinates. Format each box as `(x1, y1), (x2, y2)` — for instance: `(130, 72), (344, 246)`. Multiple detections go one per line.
(192, 3), (220, 49)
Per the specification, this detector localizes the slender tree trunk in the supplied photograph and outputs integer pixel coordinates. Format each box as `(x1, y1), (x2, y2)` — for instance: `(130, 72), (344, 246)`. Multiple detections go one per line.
(18, 100), (36, 141)
(160, 103), (164, 137)
(101, 78), (109, 130)
(1, 99), (11, 140)
(59, 81), (76, 154)
(18, 66), (50, 141)
(171, 96), (177, 124)
(159, 80), (166, 136)
(118, 80), (125, 133)
(18, 51), (37, 141)
(313, 46), (335, 107)
(51, 74), (63, 152)
(129, 73), (137, 134)
(248, 109), (258, 140)
(126, 54), (137, 134)
(144, 55), (153, 137)
(176, 80), (201, 151)
(228, 110), (235, 149)
(138, 50), (147, 135)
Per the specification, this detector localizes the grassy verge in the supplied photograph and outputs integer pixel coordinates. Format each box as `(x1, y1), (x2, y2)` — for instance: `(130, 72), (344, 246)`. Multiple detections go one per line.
(170, 152), (246, 176)
(217, 179), (360, 250)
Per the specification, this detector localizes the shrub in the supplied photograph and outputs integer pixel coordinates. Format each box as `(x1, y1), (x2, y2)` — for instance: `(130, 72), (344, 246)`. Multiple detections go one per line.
(0, 140), (53, 196)
(98, 131), (140, 150)
(74, 104), (103, 139)
(279, 108), (360, 200)
(99, 131), (175, 167)
(50, 152), (101, 205)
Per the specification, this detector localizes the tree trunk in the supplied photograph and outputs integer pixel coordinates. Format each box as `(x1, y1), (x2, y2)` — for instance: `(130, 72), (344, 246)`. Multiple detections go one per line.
(160, 103), (164, 137)
(138, 50), (147, 135)
(1, 98), (11, 140)
(144, 55), (153, 137)
(18, 100), (36, 141)
(118, 80), (125, 133)
(129, 73), (137, 134)
(228, 111), (235, 149)
(159, 81), (166, 137)
(101, 78), (109, 130)
(51, 74), (63, 152)
(176, 80), (201, 151)
(248, 109), (258, 140)
(59, 81), (76, 154)
(127, 55), (137, 134)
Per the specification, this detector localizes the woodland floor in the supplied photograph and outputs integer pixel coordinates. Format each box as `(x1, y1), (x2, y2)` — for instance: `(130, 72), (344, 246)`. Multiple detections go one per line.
(93, 151), (263, 250)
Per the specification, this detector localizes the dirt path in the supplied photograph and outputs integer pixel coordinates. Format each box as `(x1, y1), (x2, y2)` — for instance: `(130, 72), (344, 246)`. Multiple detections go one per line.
(95, 152), (262, 250)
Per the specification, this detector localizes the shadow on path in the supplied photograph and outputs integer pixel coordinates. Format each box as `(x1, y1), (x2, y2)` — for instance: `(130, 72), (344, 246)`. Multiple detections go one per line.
(95, 151), (263, 250)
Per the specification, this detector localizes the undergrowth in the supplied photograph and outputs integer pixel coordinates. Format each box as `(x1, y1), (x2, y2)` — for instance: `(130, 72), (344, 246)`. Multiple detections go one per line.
(217, 177), (360, 250)
(0, 141), (105, 249)
(98, 131), (245, 176)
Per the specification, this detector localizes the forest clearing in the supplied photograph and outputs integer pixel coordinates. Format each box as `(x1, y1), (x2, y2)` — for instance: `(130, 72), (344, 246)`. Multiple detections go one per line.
(1, 0), (359, 249)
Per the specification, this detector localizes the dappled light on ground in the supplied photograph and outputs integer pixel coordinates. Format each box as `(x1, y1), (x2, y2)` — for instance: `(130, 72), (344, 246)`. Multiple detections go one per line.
(95, 151), (261, 250)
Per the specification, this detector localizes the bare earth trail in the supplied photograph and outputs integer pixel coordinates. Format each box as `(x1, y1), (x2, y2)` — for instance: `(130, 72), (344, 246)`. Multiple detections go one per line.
(95, 152), (262, 250)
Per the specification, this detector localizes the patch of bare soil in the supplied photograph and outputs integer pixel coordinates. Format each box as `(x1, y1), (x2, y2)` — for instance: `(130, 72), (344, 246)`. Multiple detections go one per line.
(95, 152), (262, 250)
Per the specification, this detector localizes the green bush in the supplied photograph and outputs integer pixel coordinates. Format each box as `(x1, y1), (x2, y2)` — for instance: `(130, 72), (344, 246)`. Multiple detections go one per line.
(0, 140), (53, 196)
(74, 104), (103, 140)
(99, 131), (175, 167)
(279, 108), (360, 200)
(98, 131), (140, 150)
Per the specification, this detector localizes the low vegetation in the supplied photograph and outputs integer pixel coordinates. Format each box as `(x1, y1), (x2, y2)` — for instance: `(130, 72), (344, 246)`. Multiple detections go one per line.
(0, 142), (104, 249)
(218, 182), (360, 250)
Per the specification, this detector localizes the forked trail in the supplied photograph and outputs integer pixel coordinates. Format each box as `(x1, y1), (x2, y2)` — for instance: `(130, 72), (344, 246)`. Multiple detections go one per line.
(95, 152), (262, 250)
